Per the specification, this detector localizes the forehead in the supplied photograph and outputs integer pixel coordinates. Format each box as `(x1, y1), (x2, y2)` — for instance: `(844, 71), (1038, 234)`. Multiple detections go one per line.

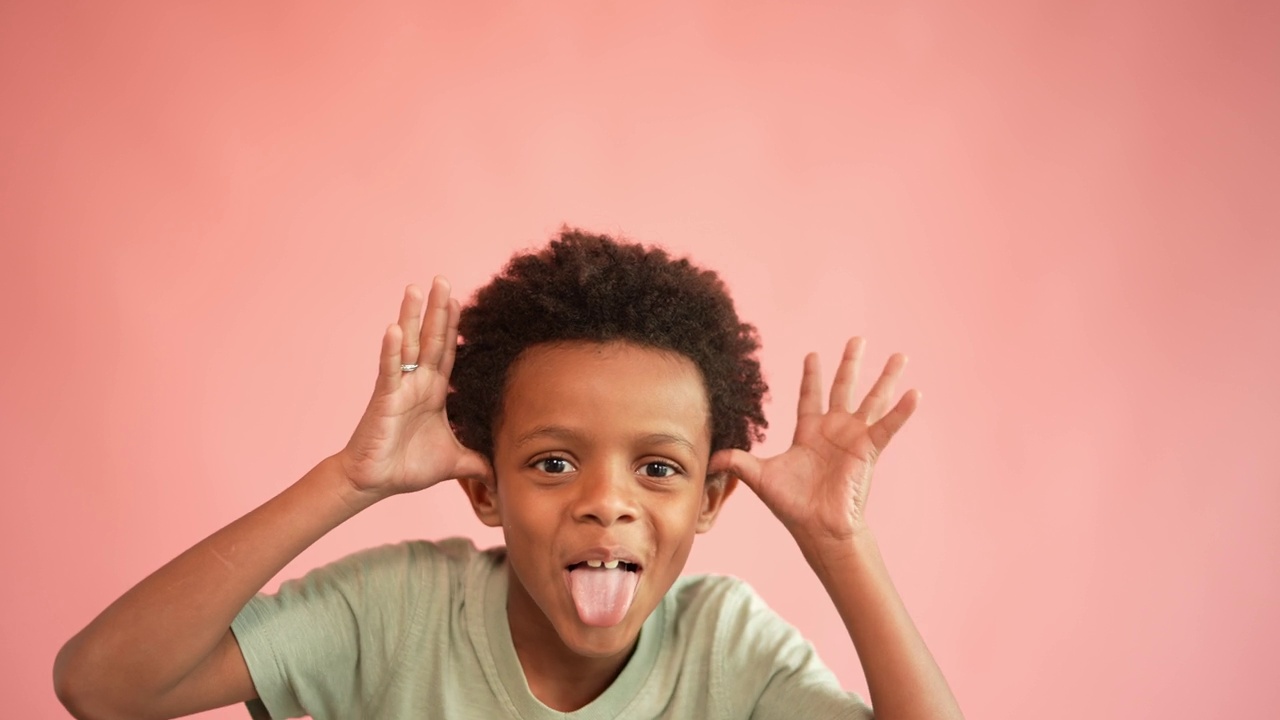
(496, 341), (711, 447)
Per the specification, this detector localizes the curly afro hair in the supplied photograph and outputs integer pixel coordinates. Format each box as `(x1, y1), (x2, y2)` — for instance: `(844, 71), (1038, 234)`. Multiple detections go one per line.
(447, 227), (768, 462)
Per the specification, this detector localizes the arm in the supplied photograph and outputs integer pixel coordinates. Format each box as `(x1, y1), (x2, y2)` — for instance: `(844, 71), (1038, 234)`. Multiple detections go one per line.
(711, 338), (964, 720)
(54, 278), (490, 720)
(799, 529), (960, 720)
(54, 457), (375, 720)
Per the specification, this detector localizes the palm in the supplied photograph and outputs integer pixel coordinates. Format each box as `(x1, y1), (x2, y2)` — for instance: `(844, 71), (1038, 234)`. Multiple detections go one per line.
(711, 338), (918, 544)
(341, 278), (490, 498)
(755, 411), (879, 535)
(349, 365), (457, 491)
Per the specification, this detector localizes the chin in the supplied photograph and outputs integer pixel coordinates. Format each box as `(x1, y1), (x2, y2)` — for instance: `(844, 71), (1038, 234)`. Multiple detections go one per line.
(556, 619), (643, 658)
(549, 562), (654, 658)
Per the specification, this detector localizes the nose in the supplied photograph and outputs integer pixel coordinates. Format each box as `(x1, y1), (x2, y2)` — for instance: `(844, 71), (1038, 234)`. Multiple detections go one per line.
(571, 462), (638, 527)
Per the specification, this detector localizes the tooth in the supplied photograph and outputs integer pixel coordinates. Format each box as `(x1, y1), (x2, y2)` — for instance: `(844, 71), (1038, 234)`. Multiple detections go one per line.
(587, 560), (602, 568)
(604, 560), (619, 569)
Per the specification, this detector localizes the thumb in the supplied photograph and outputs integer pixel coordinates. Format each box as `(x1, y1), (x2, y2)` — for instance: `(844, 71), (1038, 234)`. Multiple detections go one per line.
(708, 449), (764, 492)
(451, 447), (493, 486)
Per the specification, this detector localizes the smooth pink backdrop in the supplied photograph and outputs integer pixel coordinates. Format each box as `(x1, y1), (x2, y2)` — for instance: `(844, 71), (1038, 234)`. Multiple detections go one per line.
(3, 2), (1278, 718)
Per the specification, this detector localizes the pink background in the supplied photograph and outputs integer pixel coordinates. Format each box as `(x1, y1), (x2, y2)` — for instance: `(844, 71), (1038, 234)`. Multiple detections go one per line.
(3, 2), (1278, 718)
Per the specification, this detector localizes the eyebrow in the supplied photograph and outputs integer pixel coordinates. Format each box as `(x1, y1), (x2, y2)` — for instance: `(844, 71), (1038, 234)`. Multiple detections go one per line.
(512, 424), (698, 455)
(637, 432), (699, 456)
(512, 424), (584, 449)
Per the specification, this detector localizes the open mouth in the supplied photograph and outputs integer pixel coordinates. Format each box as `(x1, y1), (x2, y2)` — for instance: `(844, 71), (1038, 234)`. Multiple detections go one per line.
(564, 561), (643, 627)
(566, 560), (641, 572)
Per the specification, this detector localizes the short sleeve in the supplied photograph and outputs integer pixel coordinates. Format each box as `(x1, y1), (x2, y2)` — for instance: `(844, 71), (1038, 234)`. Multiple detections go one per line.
(229, 539), (473, 720)
(712, 579), (873, 720)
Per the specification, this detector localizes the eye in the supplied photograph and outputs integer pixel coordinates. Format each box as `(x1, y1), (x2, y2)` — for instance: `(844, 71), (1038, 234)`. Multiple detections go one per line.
(532, 456), (576, 474)
(641, 461), (680, 479)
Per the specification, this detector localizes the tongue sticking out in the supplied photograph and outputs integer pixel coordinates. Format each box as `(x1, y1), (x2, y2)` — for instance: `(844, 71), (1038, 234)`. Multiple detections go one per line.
(567, 567), (639, 627)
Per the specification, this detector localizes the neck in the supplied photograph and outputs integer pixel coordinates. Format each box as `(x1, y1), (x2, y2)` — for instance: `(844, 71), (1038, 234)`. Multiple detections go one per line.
(505, 567), (637, 712)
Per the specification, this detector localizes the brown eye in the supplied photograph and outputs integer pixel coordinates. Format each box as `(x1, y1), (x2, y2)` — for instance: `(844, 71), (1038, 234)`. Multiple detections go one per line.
(642, 462), (678, 479)
(534, 457), (574, 474)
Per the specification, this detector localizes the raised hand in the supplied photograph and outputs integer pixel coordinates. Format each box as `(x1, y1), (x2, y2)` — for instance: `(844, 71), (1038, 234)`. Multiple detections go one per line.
(709, 337), (919, 548)
(338, 277), (491, 499)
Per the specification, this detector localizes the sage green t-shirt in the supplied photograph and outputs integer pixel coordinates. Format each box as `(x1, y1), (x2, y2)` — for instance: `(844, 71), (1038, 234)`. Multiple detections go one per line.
(230, 538), (871, 719)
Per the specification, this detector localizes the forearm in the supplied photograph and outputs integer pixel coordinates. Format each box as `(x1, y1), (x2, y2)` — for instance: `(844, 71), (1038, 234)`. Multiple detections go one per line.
(799, 532), (963, 720)
(54, 454), (379, 707)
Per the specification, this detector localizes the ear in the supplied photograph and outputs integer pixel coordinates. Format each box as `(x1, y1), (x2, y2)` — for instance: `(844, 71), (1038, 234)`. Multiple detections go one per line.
(457, 473), (502, 528)
(695, 470), (739, 533)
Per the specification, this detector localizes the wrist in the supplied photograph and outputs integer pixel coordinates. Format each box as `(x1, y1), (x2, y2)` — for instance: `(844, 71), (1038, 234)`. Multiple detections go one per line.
(314, 454), (388, 515)
(794, 525), (881, 578)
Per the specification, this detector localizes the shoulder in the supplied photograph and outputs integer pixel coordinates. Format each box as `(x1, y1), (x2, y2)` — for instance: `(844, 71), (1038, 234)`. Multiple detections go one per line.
(234, 538), (499, 676)
(258, 537), (497, 617)
(329, 535), (486, 568)
(304, 536), (488, 580)
(233, 539), (500, 719)
(665, 574), (871, 718)
(666, 572), (775, 625)
(665, 573), (827, 679)
(664, 572), (796, 660)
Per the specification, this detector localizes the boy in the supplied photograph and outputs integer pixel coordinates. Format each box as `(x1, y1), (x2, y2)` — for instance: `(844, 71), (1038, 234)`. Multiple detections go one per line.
(55, 229), (963, 719)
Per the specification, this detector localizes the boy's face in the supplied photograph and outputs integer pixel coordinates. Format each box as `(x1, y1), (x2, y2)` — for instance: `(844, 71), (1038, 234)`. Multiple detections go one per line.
(467, 340), (733, 659)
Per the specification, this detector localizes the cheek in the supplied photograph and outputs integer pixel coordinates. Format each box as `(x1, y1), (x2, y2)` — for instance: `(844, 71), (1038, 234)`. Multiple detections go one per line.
(651, 492), (706, 548)
(497, 485), (563, 546)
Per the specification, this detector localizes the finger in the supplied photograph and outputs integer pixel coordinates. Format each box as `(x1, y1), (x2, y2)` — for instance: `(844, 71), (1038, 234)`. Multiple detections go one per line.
(378, 323), (404, 390)
(398, 284), (425, 367)
(708, 448), (764, 493)
(438, 298), (462, 380)
(865, 388), (921, 455)
(797, 352), (823, 418)
(420, 276), (453, 371)
(828, 337), (866, 413)
(854, 353), (907, 424)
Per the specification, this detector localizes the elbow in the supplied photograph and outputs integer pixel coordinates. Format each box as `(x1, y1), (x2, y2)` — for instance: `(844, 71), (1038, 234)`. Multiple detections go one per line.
(54, 640), (105, 720)
(54, 640), (132, 720)
(54, 645), (95, 720)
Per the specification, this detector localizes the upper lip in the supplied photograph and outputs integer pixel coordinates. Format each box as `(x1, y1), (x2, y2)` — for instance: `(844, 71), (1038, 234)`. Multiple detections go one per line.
(564, 546), (644, 569)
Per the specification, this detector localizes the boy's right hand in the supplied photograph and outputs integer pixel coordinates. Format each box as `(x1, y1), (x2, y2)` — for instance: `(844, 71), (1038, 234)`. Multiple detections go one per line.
(55, 277), (488, 720)
(337, 277), (491, 500)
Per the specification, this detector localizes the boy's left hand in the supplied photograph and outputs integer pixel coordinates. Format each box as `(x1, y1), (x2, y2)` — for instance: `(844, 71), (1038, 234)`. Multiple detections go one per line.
(709, 337), (919, 552)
